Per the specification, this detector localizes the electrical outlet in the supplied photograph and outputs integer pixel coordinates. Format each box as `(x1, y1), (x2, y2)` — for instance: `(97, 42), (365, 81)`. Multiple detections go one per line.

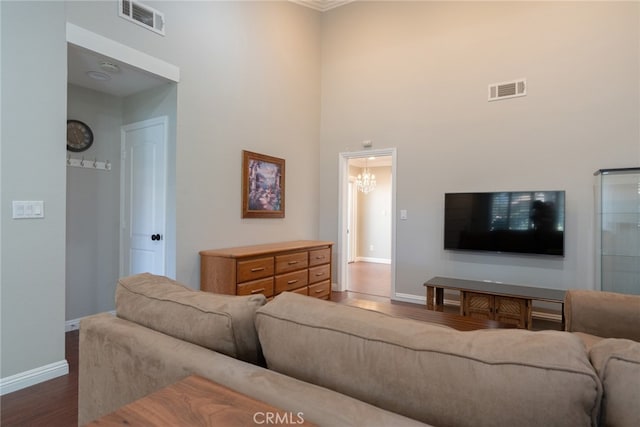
(369, 245), (374, 251)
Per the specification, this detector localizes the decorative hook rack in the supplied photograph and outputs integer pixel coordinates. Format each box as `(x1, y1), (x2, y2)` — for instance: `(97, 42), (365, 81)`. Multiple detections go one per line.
(67, 155), (111, 171)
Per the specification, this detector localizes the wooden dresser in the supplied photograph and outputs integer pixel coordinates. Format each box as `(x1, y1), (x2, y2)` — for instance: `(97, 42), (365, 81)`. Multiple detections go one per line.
(200, 240), (333, 300)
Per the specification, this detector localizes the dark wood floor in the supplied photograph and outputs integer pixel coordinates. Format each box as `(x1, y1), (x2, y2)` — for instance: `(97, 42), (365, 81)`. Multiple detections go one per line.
(1, 289), (561, 426)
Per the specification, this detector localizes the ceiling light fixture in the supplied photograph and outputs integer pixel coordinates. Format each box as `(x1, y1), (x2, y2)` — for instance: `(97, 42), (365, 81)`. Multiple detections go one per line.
(99, 61), (121, 73)
(356, 158), (376, 194)
(86, 71), (111, 81)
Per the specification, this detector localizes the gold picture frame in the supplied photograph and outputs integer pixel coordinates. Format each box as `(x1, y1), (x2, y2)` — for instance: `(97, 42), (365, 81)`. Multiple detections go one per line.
(242, 150), (285, 218)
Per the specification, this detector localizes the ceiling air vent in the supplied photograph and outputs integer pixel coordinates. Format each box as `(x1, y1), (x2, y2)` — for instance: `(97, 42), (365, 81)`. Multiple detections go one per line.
(119, 0), (165, 36)
(488, 79), (526, 102)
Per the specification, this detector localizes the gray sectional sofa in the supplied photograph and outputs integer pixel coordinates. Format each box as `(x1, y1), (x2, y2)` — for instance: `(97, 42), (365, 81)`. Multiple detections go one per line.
(78, 273), (640, 426)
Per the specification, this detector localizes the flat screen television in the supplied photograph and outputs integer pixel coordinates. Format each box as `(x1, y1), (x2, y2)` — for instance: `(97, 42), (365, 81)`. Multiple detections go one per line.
(444, 191), (565, 256)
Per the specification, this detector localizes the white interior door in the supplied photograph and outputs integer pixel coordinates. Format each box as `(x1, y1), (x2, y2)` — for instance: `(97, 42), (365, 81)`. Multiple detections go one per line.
(121, 117), (167, 277)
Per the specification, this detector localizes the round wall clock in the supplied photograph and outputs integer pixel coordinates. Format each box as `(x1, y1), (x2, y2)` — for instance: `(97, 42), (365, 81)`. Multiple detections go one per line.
(67, 120), (94, 152)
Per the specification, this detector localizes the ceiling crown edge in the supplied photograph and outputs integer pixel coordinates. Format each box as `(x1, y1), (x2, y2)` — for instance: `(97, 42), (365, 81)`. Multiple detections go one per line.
(288, 0), (355, 12)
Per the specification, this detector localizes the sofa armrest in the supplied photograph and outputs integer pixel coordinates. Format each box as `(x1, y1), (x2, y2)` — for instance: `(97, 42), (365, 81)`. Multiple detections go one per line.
(564, 290), (640, 341)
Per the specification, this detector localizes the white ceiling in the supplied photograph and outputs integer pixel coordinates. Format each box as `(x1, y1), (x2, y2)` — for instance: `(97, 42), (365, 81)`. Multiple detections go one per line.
(289, 0), (355, 12)
(67, 43), (171, 98)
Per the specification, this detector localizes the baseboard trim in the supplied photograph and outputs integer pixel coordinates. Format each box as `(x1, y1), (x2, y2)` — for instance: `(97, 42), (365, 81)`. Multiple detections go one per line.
(392, 292), (426, 304)
(66, 310), (116, 332)
(532, 311), (563, 322)
(444, 298), (460, 307)
(0, 360), (69, 396)
(355, 257), (391, 265)
(65, 317), (82, 332)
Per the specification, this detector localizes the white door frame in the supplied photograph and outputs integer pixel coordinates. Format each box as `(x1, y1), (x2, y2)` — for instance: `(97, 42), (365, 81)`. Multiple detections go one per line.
(337, 148), (397, 296)
(347, 177), (357, 263)
(67, 23), (180, 83)
(120, 116), (169, 277)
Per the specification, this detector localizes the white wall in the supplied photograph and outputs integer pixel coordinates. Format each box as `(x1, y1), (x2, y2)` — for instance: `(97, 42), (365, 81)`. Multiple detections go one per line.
(319, 1), (640, 298)
(66, 84), (123, 320)
(1, 1), (68, 382)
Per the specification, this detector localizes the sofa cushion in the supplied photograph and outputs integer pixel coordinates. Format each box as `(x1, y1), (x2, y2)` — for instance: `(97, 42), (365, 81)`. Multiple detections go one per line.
(573, 331), (605, 351)
(589, 338), (640, 427)
(79, 313), (430, 427)
(256, 292), (602, 427)
(116, 273), (266, 364)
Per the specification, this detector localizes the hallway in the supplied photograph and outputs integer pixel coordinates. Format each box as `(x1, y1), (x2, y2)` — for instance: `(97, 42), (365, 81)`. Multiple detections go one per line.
(347, 261), (391, 298)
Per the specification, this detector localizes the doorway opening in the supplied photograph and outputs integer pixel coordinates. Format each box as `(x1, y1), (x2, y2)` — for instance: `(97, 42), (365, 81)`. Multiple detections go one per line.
(65, 24), (179, 326)
(338, 148), (397, 299)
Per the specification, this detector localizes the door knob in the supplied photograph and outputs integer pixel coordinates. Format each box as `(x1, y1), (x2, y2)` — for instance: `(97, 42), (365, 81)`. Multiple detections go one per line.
(151, 234), (162, 241)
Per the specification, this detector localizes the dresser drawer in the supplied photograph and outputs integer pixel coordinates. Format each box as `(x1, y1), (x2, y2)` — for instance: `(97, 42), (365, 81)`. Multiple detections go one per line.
(275, 270), (308, 294)
(237, 257), (274, 283)
(275, 251), (308, 274)
(308, 280), (331, 299)
(309, 248), (330, 267)
(308, 264), (330, 285)
(290, 286), (308, 296)
(236, 277), (274, 298)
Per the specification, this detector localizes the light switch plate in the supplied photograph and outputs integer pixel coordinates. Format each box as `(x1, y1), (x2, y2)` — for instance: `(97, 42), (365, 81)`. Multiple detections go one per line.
(12, 201), (45, 219)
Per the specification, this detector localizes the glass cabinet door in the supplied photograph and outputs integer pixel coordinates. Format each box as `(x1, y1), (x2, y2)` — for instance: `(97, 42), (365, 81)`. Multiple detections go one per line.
(595, 168), (640, 295)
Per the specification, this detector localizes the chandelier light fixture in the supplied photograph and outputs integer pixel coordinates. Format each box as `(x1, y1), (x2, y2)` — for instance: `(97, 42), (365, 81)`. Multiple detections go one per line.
(356, 158), (376, 194)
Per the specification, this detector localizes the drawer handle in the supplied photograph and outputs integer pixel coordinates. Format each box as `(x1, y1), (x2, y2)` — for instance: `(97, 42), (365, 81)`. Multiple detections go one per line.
(315, 272), (325, 276)
(315, 289), (324, 293)
(250, 267), (265, 272)
(287, 279), (298, 285)
(315, 255), (325, 259)
(250, 288), (265, 294)
(288, 261), (299, 265)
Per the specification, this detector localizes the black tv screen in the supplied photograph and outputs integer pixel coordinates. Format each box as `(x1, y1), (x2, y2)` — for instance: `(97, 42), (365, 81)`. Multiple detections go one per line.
(444, 191), (565, 256)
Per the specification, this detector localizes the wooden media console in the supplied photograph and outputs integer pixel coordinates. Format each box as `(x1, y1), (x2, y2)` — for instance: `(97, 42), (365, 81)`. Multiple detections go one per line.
(424, 276), (566, 329)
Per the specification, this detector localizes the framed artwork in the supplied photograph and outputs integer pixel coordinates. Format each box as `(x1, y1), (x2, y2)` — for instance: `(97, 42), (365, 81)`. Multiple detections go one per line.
(242, 150), (285, 218)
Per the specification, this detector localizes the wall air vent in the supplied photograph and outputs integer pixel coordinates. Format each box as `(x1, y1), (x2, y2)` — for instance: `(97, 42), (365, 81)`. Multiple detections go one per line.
(488, 79), (526, 101)
(119, 0), (165, 36)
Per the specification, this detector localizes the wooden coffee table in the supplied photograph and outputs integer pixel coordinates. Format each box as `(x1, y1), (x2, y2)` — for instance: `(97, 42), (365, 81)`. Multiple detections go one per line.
(86, 375), (316, 426)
